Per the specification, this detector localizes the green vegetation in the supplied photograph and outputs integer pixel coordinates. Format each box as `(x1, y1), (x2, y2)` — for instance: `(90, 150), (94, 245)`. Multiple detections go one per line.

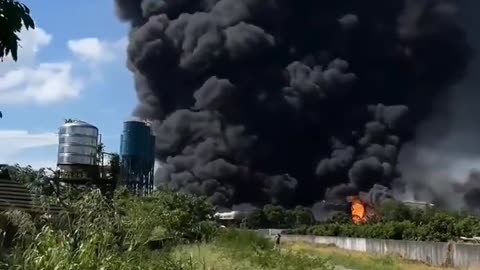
(172, 230), (331, 270)
(0, 181), (218, 269)
(0, 0), (35, 118)
(3, 164), (480, 269)
(0, 169), (332, 270)
(287, 242), (453, 270)
(0, 0), (35, 62)
(242, 205), (316, 229)
(287, 200), (480, 242)
(0, 189), (215, 269)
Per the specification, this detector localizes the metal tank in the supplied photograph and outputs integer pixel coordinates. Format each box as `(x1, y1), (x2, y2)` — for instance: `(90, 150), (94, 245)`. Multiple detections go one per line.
(120, 121), (150, 159)
(119, 120), (155, 195)
(57, 120), (99, 166)
(148, 133), (155, 166)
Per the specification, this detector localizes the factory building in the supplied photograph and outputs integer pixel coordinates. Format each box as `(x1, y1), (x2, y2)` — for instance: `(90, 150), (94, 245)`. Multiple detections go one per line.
(214, 210), (250, 227)
(401, 200), (435, 210)
(119, 120), (155, 195)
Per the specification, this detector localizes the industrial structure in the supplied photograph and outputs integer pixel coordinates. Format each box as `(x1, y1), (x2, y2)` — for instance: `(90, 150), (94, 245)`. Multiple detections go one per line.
(348, 193), (436, 225)
(57, 120), (100, 180)
(402, 200), (435, 210)
(214, 210), (250, 227)
(119, 120), (155, 195)
(55, 120), (116, 193)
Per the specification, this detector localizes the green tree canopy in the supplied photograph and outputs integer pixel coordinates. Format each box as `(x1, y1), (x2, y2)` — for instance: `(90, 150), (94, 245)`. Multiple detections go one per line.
(0, 0), (35, 61)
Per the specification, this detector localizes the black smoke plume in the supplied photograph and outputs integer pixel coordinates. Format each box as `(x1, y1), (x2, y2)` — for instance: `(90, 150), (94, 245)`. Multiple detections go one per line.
(115, 0), (471, 208)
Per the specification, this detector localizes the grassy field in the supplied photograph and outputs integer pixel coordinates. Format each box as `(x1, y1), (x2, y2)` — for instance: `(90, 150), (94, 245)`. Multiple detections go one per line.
(168, 237), (458, 270)
(173, 244), (266, 269)
(285, 242), (455, 270)
(1, 186), (459, 270)
(171, 230), (332, 270)
(172, 243), (334, 270)
(168, 242), (457, 270)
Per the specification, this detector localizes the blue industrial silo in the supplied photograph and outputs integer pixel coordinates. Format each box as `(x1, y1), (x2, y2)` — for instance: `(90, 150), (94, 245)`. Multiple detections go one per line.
(119, 120), (155, 195)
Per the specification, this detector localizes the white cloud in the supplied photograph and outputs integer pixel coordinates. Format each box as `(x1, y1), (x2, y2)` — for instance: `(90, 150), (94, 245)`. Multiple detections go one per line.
(0, 62), (83, 105)
(0, 27), (52, 73)
(68, 37), (127, 65)
(0, 130), (57, 153)
(0, 27), (127, 106)
(0, 130), (57, 169)
(17, 27), (53, 61)
(0, 27), (84, 105)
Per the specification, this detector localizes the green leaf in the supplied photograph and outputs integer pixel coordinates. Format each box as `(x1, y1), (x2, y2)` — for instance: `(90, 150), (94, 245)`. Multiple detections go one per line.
(0, 0), (35, 62)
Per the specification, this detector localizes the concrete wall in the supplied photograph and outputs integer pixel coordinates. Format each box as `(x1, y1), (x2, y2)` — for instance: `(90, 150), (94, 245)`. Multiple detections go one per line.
(255, 228), (284, 237)
(279, 234), (480, 269)
(454, 243), (480, 269)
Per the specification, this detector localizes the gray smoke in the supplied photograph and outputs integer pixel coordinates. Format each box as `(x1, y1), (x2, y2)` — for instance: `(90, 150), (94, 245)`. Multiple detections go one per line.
(397, 0), (480, 212)
(114, 0), (473, 210)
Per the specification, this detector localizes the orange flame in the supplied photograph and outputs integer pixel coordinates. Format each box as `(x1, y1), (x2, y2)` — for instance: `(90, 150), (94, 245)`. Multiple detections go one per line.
(350, 196), (367, 224)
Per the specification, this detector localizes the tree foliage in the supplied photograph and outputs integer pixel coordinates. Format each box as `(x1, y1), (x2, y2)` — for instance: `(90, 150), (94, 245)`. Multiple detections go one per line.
(0, 0), (35, 61)
(118, 190), (217, 243)
(242, 205), (315, 229)
(287, 202), (480, 242)
(6, 164), (60, 200)
(7, 164), (40, 184)
(0, 0), (35, 120)
(109, 153), (120, 180)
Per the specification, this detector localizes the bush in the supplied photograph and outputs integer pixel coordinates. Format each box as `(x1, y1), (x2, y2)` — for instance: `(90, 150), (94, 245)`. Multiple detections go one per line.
(288, 204), (480, 242)
(2, 189), (217, 269)
(215, 229), (273, 251)
(119, 190), (216, 243)
(242, 205), (316, 229)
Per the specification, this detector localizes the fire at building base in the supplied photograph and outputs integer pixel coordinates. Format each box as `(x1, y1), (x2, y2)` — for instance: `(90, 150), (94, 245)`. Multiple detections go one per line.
(213, 184), (436, 227)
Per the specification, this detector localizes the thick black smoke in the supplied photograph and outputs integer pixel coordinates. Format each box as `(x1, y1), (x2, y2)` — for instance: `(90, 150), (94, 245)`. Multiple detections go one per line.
(115, 0), (471, 208)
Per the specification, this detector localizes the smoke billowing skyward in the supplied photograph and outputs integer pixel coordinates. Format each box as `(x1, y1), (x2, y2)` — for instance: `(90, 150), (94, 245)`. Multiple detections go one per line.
(394, 0), (480, 211)
(115, 0), (478, 210)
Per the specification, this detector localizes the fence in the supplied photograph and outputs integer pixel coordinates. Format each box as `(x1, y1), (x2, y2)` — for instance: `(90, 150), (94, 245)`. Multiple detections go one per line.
(260, 233), (480, 269)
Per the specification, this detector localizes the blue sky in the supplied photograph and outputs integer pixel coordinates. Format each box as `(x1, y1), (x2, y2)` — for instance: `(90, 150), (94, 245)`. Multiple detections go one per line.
(0, 1), (136, 168)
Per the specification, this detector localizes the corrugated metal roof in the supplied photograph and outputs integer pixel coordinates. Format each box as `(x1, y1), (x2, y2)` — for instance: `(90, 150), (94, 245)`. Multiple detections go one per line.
(0, 178), (64, 214)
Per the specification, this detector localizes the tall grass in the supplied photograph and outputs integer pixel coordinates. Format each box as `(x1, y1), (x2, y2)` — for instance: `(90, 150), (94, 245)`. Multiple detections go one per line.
(211, 229), (333, 270)
(215, 229), (273, 250)
(1, 190), (204, 270)
(0, 189), (334, 270)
